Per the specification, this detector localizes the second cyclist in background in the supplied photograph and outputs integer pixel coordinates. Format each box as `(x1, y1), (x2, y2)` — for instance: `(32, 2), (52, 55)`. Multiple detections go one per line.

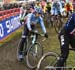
(51, 0), (62, 16)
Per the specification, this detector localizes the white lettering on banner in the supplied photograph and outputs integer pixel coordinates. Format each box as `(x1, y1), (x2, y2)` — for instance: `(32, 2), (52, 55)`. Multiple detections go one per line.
(6, 16), (21, 33)
(6, 20), (13, 33)
(11, 16), (21, 30)
(0, 24), (4, 37)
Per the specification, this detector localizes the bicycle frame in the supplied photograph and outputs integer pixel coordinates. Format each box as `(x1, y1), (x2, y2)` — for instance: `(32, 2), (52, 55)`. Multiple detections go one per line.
(25, 32), (39, 54)
(25, 32), (45, 69)
(27, 31), (45, 45)
(30, 34), (37, 44)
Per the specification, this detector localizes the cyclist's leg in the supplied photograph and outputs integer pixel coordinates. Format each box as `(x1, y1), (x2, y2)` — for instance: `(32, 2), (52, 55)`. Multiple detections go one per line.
(19, 25), (36, 53)
(18, 25), (29, 61)
(56, 29), (70, 70)
(19, 25), (29, 51)
(58, 10), (61, 17)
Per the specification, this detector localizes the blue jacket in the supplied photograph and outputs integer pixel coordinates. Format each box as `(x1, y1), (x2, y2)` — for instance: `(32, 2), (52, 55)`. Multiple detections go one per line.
(25, 13), (46, 33)
(64, 12), (75, 34)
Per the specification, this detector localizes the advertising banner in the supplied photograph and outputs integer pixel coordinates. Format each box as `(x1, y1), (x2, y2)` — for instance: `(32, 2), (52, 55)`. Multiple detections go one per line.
(0, 15), (21, 41)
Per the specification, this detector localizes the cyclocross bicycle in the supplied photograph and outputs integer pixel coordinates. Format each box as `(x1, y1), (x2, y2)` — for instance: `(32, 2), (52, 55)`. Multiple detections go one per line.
(17, 31), (46, 69)
(36, 47), (75, 70)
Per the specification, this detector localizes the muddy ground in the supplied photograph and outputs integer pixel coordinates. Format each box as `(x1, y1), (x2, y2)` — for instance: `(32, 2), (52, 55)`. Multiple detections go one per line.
(0, 26), (56, 70)
(0, 25), (74, 70)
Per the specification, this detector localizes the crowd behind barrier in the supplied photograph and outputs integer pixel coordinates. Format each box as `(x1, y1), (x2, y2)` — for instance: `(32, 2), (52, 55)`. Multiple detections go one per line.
(0, 8), (20, 21)
(0, 3), (21, 11)
(0, 2), (30, 42)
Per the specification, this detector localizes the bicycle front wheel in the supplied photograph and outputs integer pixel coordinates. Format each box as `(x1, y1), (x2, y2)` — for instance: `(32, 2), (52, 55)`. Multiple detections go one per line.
(26, 42), (43, 69)
(36, 52), (59, 70)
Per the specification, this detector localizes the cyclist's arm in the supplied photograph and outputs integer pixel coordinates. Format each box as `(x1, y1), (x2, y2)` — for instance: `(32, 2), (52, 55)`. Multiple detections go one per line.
(39, 16), (46, 34)
(26, 14), (32, 31)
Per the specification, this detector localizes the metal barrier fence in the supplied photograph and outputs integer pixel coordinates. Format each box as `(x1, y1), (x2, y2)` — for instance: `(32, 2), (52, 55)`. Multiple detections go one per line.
(0, 8), (20, 21)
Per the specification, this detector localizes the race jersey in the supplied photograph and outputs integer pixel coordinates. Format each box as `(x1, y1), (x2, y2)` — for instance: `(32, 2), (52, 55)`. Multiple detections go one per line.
(25, 13), (46, 33)
(46, 3), (51, 12)
(51, 1), (62, 15)
(64, 13), (75, 35)
(34, 5), (42, 13)
(53, 2), (61, 10)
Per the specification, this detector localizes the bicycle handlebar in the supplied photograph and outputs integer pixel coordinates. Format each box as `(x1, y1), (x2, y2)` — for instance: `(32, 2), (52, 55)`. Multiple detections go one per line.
(30, 30), (44, 37)
(30, 30), (46, 42)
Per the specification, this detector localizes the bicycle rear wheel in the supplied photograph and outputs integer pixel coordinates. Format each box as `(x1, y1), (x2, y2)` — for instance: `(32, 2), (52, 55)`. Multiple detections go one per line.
(54, 18), (63, 34)
(36, 52), (59, 70)
(26, 42), (43, 69)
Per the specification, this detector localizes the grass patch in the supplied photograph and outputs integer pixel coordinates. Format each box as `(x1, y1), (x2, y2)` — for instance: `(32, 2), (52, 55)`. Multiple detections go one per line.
(0, 27), (23, 47)
(1, 25), (75, 67)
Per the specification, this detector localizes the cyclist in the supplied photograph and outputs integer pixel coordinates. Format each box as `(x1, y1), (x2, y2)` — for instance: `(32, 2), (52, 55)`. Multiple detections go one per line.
(20, 6), (31, 24)
(46, 2), (51, 14)
(40, 0), (47, 13)
(51, 0), (62, 16)
(65, 2), (73, 17)
(56, 12), (75, 70)
(18, 7), (48, 61)
(34, 2), (42, 14)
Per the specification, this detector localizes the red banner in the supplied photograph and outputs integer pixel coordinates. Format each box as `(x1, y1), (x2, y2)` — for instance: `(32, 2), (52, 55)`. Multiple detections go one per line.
(0, 8), (20, 21)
